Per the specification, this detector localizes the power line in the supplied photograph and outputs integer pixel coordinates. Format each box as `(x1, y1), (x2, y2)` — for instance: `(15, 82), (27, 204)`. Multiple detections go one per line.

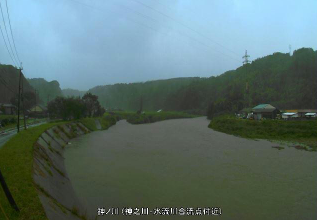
(0, 1), (18, 67)
(0, 66), (18, 94)
(128, 0), (241, 57)
(0, 67), (17, 94)
(0, 17), (16, 67)
(110, 1), (240, 62)
(242, 50), (250, 65)
(0, 76), (16, 94)
(60, 0), (241, 63)
(5, 0), (21, 64)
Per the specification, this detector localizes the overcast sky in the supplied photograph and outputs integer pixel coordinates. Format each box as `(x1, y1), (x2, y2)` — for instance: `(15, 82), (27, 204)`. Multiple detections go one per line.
(1, 0), (316, 90)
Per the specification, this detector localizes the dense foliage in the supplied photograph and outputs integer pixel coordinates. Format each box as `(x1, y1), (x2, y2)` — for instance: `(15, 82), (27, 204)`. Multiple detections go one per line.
(88, 77), (200, 112)
(87, 48), (316, 117)
(109, 111), (197, 124)
(48, 93), (105, 120)
(27, 78), (63, 105)
(0, 64), (35, 104)
(0, 115), (17, 128)
(62, 88), (87, 98)
(10, 91), (36, 111)
(208, 115), (317, 150)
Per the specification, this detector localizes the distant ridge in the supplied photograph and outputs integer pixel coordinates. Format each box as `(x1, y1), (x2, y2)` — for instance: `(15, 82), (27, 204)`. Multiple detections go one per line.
(27, 78), (63, 105)
(0, 64), (35, 104)
(2, 48), (316, 115)
(62, 88), (87, 98)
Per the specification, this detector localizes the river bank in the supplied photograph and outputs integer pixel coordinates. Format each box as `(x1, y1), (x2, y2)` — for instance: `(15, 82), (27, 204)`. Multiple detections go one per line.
(0, 116), (116, 220)
(208, 115), (317, 151)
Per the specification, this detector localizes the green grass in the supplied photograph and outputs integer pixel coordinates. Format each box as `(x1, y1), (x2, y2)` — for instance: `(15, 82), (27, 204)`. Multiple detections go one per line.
(0, 122), (65, 220)
(208, 115), (317, 151)
(0, 116), (117, 220)
(0, 117), (48, 132)
(108, 111), (198, 124)
(0, 115), (17, 131)
(0, 115), (17, 120)
(78, 116), (117, 131)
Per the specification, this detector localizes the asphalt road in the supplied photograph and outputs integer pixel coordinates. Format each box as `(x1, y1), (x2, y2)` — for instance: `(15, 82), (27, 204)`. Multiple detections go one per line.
(0, 122), (47, 149)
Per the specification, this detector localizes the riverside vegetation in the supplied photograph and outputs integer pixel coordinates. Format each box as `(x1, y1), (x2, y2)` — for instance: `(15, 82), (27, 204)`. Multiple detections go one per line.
(0, 114), (118, 220)
(208, 115), (317, 151)
(108, 111), (198, 124)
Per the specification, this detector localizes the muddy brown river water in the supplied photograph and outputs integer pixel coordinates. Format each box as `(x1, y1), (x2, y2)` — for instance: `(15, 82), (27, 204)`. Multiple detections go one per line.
(65, 117), (317, 220)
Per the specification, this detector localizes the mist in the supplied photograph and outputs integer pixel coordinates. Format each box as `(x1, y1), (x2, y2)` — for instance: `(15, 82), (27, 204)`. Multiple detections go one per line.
(1, 0), (316, 90)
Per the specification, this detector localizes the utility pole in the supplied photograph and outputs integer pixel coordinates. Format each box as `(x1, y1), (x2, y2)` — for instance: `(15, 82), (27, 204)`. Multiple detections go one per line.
(22, 77), (27, 130)
(33, 89), (37, 123)
(17, 63), (23, 132)
(47, 94), (50, 106)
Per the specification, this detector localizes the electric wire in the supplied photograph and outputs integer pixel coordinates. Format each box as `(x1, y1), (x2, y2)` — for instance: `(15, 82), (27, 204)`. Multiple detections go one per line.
(0, 16), (16, 67)
(5, 0), (21, 65)
(0, 0), (18, 67)
(0, 66), (18, 94)
(61, 0), (241, 63)
(129, 0), (241, 57)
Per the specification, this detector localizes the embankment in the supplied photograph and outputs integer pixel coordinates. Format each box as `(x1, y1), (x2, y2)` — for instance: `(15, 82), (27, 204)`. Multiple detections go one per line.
(33, 122), (91, 220)
(0, 117), (116, 220)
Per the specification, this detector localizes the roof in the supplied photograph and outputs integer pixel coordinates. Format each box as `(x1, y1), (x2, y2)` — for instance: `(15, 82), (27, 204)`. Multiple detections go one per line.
(253, 104), (276, 110)
(305, 113), (317, 116)
(30, 104), (48, 112)
(0, 103), (16, 108)
(282, 113), (296, 116)
(239, 108), (252, 113)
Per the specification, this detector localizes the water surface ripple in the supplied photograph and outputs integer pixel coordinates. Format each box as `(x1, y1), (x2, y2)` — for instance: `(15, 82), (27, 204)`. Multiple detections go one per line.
(65, 118), (317, 220)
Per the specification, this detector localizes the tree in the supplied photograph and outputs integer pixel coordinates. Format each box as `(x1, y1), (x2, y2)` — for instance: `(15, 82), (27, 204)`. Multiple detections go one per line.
(48, 97), (86, 120)
(10, 91), (36, 111)
(82, 93), (101, 117)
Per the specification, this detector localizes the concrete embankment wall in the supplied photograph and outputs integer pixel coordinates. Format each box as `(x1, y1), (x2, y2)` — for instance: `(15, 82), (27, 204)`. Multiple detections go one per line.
(33, 122), (91, 220)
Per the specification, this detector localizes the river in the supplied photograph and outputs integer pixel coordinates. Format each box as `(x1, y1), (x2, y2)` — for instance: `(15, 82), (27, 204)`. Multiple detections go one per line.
(64, 117), (317, 220)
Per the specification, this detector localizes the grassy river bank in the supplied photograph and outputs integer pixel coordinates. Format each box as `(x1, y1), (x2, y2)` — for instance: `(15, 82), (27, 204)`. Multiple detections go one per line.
(0, 116), (117, 220)
(208, 115), (317, 151)
(0, 111), (195, 219)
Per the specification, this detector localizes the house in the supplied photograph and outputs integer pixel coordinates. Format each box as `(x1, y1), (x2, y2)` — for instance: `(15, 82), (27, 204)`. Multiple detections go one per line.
(252, 104), (280, 120)
(0, 103), (17, 115)
(28, 104), (48, 118)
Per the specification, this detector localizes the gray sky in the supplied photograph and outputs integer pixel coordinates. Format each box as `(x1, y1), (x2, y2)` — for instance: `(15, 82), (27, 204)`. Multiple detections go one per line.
(1, 0), (316, 90)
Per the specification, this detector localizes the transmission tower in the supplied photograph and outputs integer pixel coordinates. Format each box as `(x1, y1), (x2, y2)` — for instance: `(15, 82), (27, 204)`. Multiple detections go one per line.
(242, 50), (251, 108)
(242, 50), (250, 65)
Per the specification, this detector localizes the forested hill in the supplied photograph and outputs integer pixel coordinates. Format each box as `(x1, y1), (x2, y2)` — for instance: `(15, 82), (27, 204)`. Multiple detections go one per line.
(88, 77), (200, 111)
(89, 48), (317, 115)
(62, 88), (87, 98)
(27, 78), (63, 105)
(2, 48), (316, 114)
(0, 64), (35, 104)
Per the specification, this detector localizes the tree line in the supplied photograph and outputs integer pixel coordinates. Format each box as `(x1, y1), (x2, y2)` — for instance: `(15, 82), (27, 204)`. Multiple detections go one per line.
(87, 48), (317, 118)
(48, 93), (105, 120)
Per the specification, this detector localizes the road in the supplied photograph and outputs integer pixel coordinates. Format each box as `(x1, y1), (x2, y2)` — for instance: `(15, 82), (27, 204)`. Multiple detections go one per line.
(0, 121), (47, 149)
